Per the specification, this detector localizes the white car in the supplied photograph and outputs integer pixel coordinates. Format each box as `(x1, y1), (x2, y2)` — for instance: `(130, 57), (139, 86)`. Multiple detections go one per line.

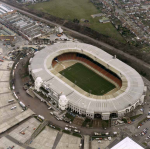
(74, 129), (80, 133)
(11, 106), (17, 110)
(48, 107), (51, 110)
(138, 126), (140, 129)
(56, 117), (59, 120)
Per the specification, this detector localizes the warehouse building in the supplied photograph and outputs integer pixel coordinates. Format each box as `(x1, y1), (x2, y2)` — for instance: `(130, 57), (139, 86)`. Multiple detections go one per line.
(0, 12), (42, 40)
(0, 4), (15, 16)
(0, 24), (16, 41)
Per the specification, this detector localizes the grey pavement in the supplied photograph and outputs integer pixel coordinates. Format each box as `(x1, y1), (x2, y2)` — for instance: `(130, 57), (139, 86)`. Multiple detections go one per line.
(25, 120), (48, 145)
(6, 135), (35, 149)
(0, 101), (17, 109)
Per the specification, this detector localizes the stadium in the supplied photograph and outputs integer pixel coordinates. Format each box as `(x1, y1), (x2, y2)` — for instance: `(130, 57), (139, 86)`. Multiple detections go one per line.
(29, 42), (146, 120)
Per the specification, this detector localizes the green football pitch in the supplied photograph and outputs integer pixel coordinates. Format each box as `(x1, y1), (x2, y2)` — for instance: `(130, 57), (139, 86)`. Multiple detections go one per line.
(60, 63), (115, 95)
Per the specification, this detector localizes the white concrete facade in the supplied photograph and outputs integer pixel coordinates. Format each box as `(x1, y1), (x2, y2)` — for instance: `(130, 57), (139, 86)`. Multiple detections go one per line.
(58, 95), (68, 110)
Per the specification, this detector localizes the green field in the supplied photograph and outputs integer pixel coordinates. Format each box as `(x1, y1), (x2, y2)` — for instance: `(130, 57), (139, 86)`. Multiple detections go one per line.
(60, 63), (115, 95)
(28, 0), (125, 43)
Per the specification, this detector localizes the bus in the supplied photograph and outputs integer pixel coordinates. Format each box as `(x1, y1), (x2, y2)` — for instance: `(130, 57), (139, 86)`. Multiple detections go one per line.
(37, 115), (45, 122)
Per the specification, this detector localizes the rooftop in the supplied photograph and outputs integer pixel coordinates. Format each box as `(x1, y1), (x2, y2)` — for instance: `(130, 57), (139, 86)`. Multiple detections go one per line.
(111, 137), (144, 149)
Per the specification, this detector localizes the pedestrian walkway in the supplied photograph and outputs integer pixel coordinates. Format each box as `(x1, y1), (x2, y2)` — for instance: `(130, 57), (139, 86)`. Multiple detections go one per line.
(25, 120), (48, 145)
(6, 135), (34, 149)
(52, 131), (63, 149)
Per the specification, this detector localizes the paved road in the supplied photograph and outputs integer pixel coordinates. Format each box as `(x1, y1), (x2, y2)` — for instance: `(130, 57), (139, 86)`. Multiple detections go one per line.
(0, 101), (17, 109)
(13, 53), (150, 138)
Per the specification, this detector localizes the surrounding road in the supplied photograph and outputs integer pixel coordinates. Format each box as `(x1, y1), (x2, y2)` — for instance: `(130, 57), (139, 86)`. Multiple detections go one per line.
(13, 52), (150, 140)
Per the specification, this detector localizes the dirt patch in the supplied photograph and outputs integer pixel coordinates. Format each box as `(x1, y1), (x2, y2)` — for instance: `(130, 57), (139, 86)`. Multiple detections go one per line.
(73, 116), (85, 126)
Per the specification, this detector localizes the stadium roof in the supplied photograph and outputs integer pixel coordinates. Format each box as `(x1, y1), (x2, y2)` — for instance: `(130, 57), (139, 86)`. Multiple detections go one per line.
(30, 42), (144, 114)
(111, 137), (144, 149)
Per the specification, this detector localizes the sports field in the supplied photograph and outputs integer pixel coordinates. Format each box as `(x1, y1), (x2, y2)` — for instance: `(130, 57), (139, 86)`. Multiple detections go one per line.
(60, 63), (115, 95)
(28, 0), (125, 43)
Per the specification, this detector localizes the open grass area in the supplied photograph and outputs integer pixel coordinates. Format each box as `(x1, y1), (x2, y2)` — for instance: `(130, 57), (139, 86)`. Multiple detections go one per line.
(28, 0), (125, 42)
(72, 133), (82, 138)
(102, 120), (110, 129)
(62, 130), (71, 134)
(82, 118), (91, 127)
(60, 63), (115, 95)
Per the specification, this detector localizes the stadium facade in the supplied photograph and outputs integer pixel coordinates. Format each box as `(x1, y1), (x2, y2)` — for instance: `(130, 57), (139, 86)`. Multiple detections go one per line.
(29, 42), (147, 120)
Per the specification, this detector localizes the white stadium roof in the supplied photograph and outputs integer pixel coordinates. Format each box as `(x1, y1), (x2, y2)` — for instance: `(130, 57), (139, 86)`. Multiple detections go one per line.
(30, 42), (144, 114)
(111, 137), (144, 149)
